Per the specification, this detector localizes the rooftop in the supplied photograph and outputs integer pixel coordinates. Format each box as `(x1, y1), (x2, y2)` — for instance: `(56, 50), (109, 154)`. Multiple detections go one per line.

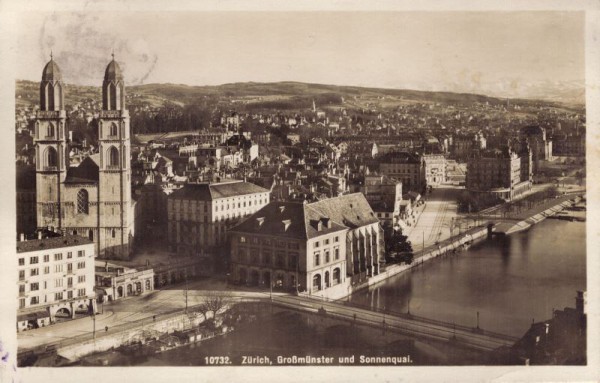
(230, 193), (379, 240)
(169, 180), (269, 201)
(17, 235), (94, 254)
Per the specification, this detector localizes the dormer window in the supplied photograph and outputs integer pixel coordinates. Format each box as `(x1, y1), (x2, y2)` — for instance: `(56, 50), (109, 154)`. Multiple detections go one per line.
(256, 217), (265, 226)
(282, 219), (291, 231)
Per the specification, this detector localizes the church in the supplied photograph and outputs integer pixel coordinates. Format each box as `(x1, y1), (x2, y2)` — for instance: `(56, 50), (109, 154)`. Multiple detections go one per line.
(35, 55), (134, 259)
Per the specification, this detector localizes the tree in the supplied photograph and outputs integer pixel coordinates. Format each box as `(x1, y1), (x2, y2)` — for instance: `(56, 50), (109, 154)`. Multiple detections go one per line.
(198, 291), (231, 320)
(385, 230), (413, 263)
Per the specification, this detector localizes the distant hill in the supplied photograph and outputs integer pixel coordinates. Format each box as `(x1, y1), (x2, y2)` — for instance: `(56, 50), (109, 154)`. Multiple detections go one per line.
(15, 79), (584, 112)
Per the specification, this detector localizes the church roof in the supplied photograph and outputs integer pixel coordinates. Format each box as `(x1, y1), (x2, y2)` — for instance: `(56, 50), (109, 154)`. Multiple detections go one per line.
(104, 59), (124, 81)
(42, 59), (62, 82)
(64, 155), (100, 184)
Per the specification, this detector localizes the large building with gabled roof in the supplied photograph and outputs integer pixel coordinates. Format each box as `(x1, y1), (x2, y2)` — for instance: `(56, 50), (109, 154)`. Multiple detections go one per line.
(228, 193), (384, 296)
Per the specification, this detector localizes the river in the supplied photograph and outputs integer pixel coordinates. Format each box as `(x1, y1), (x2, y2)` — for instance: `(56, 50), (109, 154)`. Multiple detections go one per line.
(349, 218), (586, 337)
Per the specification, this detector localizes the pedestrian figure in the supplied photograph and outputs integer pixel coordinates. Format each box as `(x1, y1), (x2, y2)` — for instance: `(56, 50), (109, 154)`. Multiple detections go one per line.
(105, 326), (108, 332)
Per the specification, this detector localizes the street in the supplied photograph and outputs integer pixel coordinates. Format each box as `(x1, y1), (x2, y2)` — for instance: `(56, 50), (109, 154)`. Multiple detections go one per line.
(405, 187), (461, 252)
(17, 277), (278, 351)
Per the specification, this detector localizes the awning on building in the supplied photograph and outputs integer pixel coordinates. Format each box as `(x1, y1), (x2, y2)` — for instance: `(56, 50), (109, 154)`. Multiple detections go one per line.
(17, 310), (50, 322)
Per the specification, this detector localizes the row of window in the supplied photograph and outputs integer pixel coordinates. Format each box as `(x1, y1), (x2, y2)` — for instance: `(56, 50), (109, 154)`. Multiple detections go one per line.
(314, 248), (340, 266)
(19, 251), (85, 266)
(313, 236), (339, 248)
(239, 236), (302, 249)
(215, 199), (266, 212)
(237, 249), (298, 269)
(20, 276), (86, 293)
(21, 288), (87, 307)
(19, 261), (87, 278)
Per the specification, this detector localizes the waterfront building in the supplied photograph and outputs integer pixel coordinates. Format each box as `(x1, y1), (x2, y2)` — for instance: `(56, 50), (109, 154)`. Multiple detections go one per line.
(17, 234), (96, 331)
(466, 146), (532, 201)
(379, 152), (426, 192)
(228, 193), (384, 296)
(95, 260), (154, 302)
(34, 56), (135, 259)
(167, 180), (270, 273)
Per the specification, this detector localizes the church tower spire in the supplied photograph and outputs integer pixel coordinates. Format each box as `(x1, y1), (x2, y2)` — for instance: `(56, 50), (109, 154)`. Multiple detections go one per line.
(35, 56), (68, 230)
(102, 55), (126, 111)
(98, 55), (132, 259)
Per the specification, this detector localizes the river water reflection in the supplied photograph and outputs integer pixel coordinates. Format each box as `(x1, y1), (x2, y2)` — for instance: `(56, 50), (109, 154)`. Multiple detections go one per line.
(349, 219), (586, 337)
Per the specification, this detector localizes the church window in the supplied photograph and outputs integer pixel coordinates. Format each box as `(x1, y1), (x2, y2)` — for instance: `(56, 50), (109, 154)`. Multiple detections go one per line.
(108, 146), (119, 168)
(44, 147), (58, 168)
(46, 123), (55, 138)
(77, 189), (89, 214)
(109, 123), (118, 137)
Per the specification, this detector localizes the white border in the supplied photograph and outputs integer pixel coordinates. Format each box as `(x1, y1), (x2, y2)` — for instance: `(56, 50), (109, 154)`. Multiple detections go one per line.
(1, 1), (598, 382)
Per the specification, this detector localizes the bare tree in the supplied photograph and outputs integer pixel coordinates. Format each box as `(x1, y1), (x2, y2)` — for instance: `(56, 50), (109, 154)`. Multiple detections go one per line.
(199, 291), (231, 320)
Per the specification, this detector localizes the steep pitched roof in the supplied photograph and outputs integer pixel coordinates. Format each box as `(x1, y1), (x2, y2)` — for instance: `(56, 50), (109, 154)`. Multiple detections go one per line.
(230, 193), (378, 240)
(64, 155), (100, 184)
(307, 193), (379, 229)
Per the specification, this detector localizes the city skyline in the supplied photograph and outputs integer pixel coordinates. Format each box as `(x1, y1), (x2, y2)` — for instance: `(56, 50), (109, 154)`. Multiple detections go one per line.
(12, 11), (585, 102)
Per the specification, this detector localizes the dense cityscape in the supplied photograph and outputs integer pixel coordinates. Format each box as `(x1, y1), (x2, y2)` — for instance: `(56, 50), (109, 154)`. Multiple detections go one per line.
(13, 52), (586, 367)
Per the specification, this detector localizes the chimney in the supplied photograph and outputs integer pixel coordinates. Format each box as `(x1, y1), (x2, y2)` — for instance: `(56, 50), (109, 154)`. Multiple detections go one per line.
(38, 231), (43, 240)
(19, 233), (25, 242)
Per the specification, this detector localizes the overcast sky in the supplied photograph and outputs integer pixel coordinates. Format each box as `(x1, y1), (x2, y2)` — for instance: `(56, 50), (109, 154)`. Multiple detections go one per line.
(12, 11), (584, 97)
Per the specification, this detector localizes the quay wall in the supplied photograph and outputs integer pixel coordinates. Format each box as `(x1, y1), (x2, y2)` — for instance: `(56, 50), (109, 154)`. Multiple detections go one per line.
(57, 311), (210, 362)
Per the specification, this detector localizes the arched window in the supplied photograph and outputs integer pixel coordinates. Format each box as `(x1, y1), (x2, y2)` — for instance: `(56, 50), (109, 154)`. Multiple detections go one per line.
(108, 146), (119, 167)
(77, 189), (89, 214)
(88, 229), (94, 241)
(109, 123), (118, 137)
(312, 274), (322, 291)
(333, 268), (341, 285)
(44, 147), (58, 168)
(46, 123), (55, 138)
(111, 229), (116, 238)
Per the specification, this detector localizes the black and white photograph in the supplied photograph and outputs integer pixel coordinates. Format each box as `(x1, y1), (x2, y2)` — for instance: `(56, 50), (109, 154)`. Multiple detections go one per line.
(1, 1), (599, 382)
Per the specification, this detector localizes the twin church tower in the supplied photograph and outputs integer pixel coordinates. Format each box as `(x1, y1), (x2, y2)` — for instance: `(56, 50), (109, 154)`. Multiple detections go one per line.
(35, 54), (133, 259)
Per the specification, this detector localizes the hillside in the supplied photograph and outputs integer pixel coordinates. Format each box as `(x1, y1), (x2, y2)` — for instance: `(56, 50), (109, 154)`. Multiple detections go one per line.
(15, 80), (584, 113)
